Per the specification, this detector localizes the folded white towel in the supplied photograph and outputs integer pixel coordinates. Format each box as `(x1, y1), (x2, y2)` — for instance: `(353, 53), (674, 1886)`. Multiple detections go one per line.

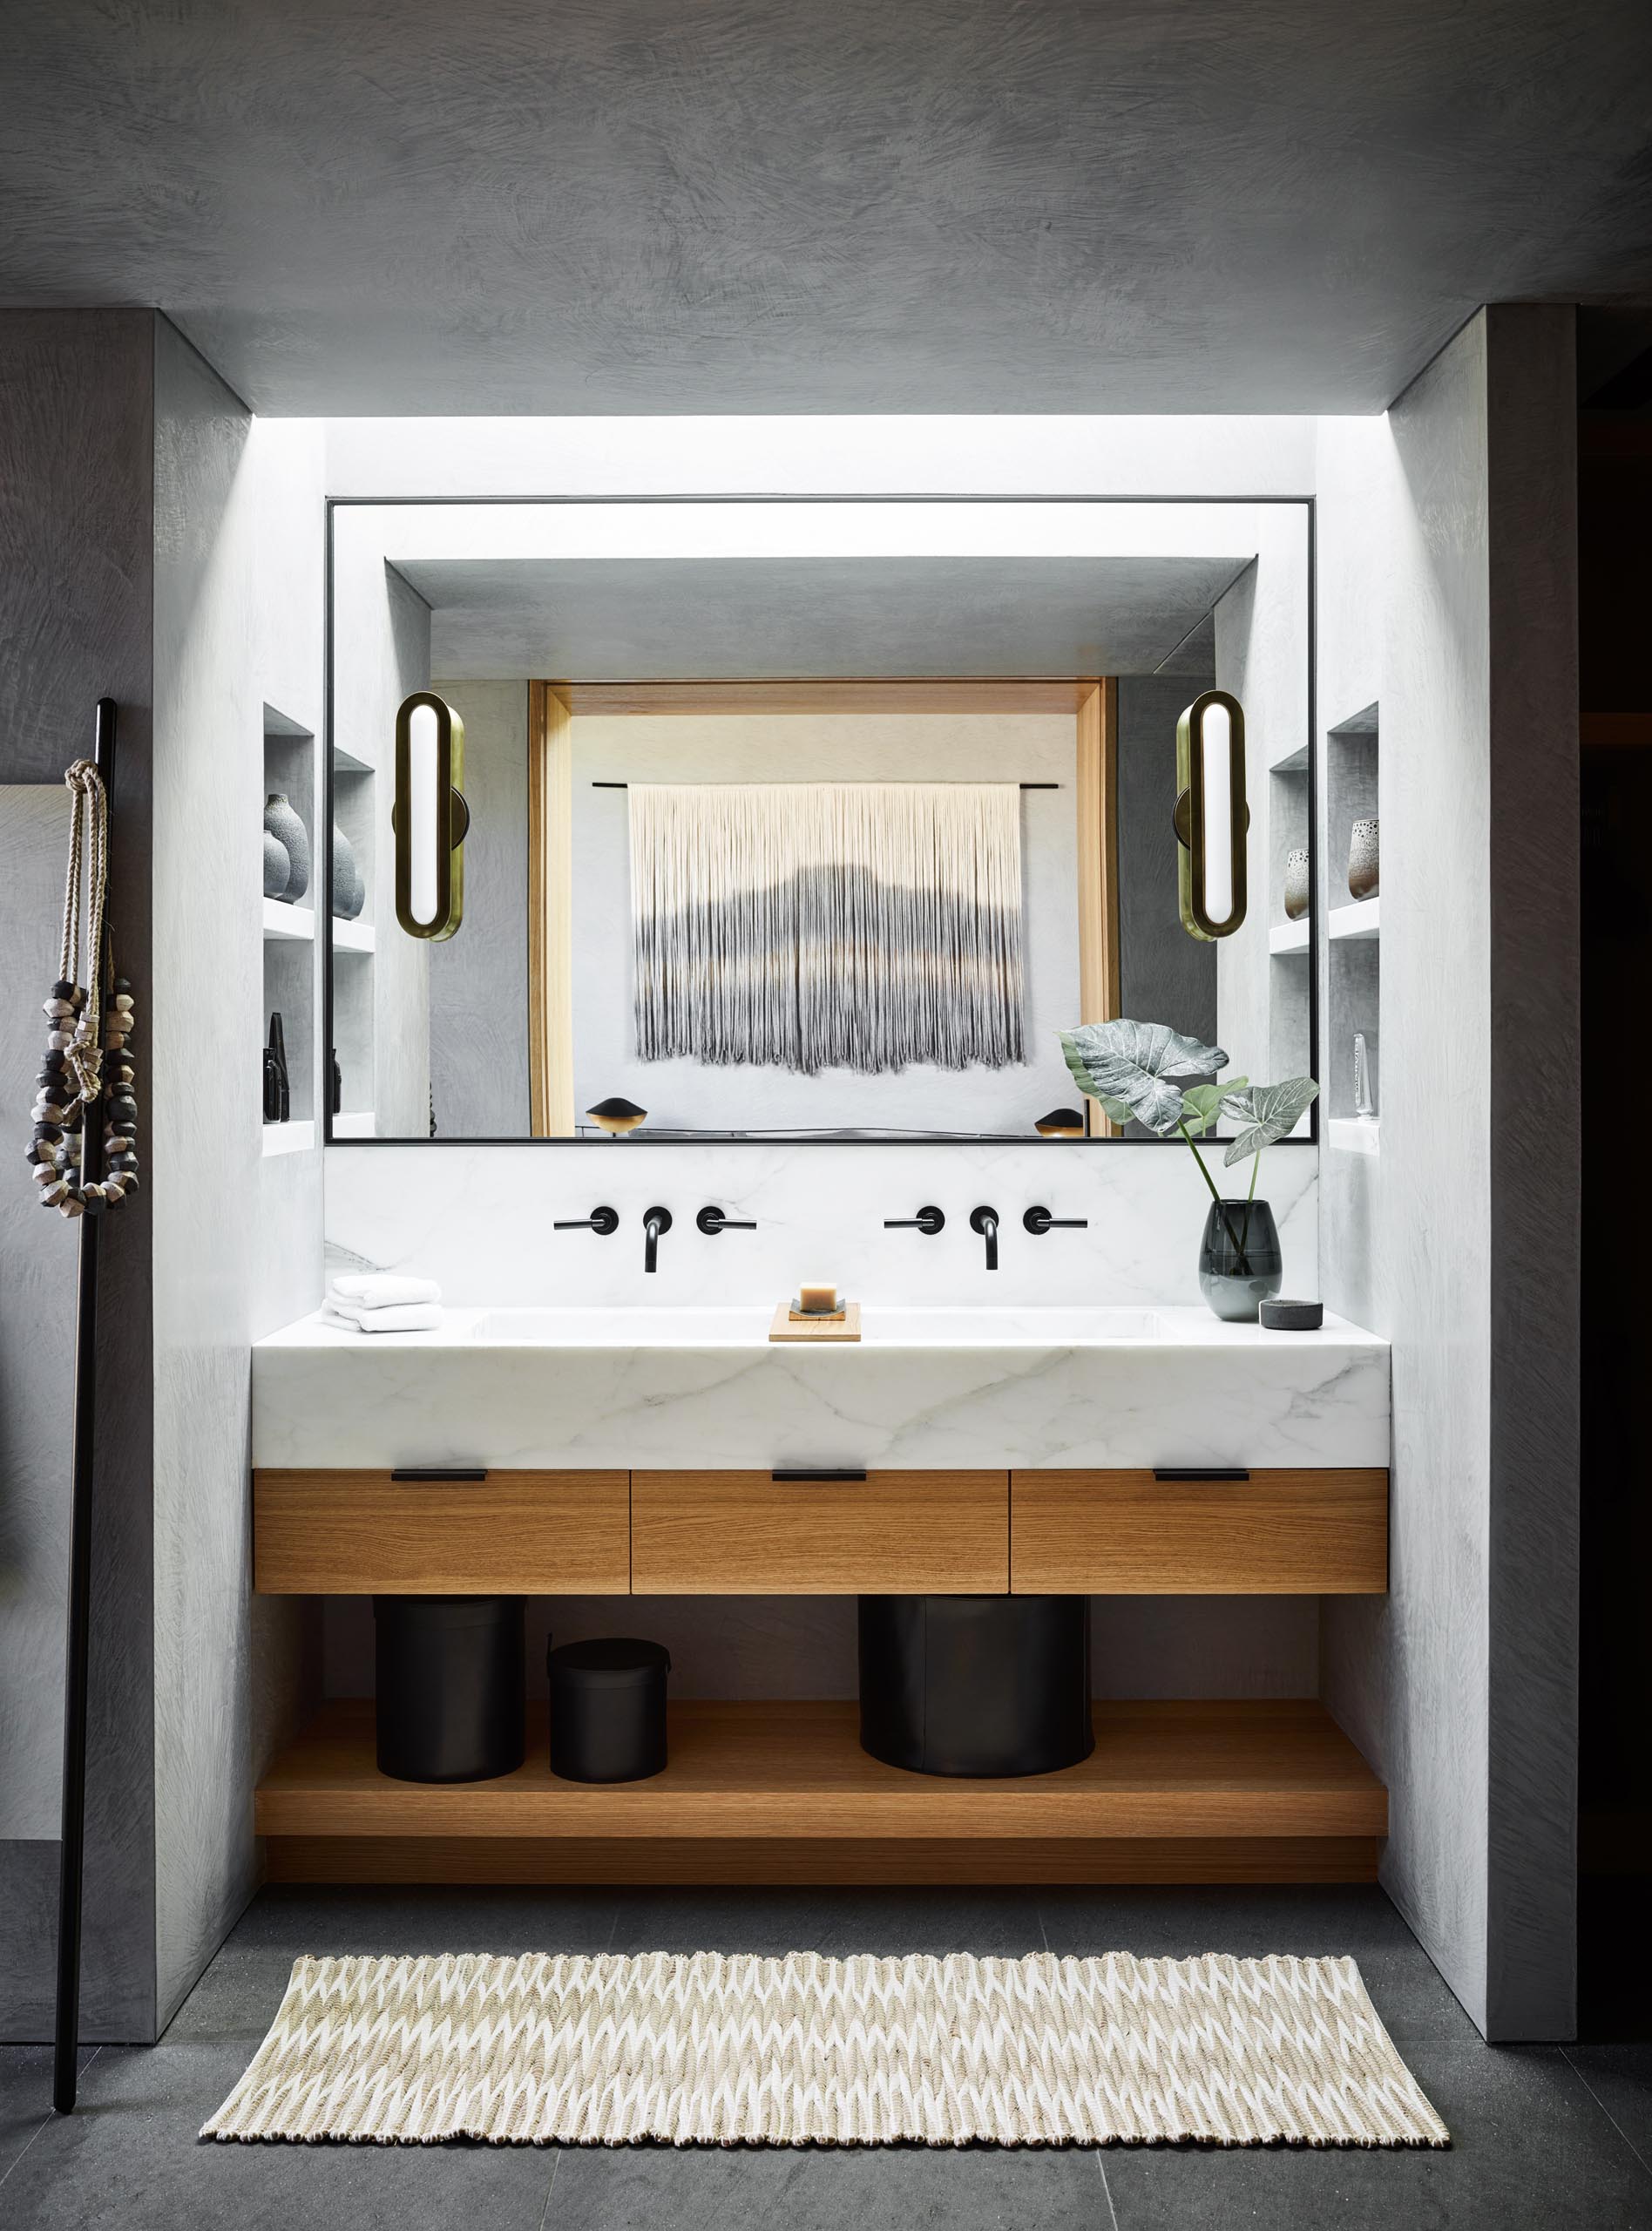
(328, 1274), (442, 1309)
(322, 1299), (444, 1334)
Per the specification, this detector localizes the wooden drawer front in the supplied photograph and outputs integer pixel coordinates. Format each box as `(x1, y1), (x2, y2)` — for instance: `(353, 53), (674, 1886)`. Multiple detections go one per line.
(1011, 1469), (1388, 1595)
(631, 1470), (1008, 1594)
(254, 1469), (630, 1594)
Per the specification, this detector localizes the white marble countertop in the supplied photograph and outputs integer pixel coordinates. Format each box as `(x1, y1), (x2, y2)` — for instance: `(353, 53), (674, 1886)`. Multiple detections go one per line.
(253, 1303), (1390, 1472)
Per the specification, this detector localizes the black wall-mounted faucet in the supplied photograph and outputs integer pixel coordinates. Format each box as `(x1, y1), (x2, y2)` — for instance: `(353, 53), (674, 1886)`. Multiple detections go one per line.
(1023, 1206), (1089, 1236)
(696, 1206), (756, 1236)
(884, 1205), (945, 1236)
(553, 1206), (620, 1236)
(643, 1205), (673, 1272)
(969, 1205), (1000, 1271)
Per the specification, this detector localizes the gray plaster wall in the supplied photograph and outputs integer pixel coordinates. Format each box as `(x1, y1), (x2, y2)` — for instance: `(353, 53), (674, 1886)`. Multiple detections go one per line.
(1481, 307), (1580, 2042)
(1316, 308), (1579, 2042)
(0, 310), (159, 2041)
(150, 328), (328, 2031)
(428, 680), (530, 1140)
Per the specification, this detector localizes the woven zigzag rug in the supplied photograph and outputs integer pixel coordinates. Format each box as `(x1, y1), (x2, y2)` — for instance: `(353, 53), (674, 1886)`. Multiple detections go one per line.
(202, 1950), (1448, 2148)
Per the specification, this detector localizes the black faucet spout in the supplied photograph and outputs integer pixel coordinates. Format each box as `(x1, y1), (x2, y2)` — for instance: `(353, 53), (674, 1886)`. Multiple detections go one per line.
(643, 1204), (673, 1272)
(969, 1204), (1000, 1271)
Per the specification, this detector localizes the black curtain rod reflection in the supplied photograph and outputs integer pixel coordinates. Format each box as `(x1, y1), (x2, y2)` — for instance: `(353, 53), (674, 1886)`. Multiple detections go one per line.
(591, 781), (1060, 790)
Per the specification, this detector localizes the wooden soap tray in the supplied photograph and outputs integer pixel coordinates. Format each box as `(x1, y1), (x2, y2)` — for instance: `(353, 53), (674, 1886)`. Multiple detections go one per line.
(769, 1301), (862, 1342)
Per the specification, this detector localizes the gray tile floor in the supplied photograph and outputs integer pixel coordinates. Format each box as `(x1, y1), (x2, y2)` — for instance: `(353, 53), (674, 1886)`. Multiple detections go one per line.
(2, 1885), (1649, 2228)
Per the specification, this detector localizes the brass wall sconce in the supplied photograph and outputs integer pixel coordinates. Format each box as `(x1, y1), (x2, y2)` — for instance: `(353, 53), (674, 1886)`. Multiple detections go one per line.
(393, 691), (470, 940)
(1174, 688), (1248, 940)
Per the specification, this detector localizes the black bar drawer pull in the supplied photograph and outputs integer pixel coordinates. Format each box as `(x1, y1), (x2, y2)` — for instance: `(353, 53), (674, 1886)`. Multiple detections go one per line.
(1152, 1468), (1250, 1482)
(772, 1468), (867, 1483)
(391, 1467), (489, 1482)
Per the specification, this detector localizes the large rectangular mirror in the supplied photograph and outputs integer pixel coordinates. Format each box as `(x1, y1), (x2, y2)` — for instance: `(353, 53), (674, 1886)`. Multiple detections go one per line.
(320, 501), (1313, 1142)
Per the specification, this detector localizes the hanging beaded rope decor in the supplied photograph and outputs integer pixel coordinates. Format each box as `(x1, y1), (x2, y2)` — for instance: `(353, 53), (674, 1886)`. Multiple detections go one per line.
(26, 759), (139, 1217)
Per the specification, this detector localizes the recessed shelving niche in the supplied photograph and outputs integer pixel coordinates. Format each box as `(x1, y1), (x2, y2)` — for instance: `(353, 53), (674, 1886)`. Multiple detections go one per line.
(330, 725), (378, 1135)
(1265, 723), (1312, 1081)
(261, 706), (318, 1152)
(1325, 702), (1380, 1146)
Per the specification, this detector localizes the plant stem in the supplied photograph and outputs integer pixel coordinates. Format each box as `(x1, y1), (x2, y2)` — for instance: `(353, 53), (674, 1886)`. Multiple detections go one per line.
(1178, 1122), (1250, 1271)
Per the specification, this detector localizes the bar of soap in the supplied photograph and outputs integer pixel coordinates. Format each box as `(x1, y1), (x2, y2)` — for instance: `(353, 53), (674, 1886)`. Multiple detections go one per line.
(798, 1282), (837, 1314)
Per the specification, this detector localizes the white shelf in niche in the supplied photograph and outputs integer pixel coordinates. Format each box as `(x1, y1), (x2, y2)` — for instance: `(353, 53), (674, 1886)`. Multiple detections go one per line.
(333, 1111), (377, 1138)
(334, 740), (375, 776)
(1329, 897), (1380, 941)
(1269, 918), (1310, 955)
(1330, 1117), (1380, 1158)
(262, 1119), (315, 1157)
(332, 916), (376, 954)
(263, 898), (315, 941)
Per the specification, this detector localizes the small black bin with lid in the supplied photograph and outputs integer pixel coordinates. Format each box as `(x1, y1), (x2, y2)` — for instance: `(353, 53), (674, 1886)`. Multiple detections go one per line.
(858, 1593), (1093, 1777)
(548, 1637), (671, 1783)
(373, 1594), (525, 1783)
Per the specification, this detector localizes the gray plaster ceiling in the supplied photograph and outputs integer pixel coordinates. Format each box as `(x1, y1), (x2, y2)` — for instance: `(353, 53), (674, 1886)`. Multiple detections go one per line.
(403, 555), (1247, 679)
(3, 3), (1650, 417)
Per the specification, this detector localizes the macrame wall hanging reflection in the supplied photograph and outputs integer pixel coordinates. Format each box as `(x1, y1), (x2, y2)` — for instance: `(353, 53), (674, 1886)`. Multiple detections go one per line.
(25, 761), (139, 1216)
(629, 783), (1025, 1076)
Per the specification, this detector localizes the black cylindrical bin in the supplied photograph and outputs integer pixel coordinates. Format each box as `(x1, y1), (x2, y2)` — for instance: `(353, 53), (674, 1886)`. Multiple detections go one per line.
(548, 1637), (671, 1783)
(858, 1594), (1093, 1777)
(373, 1595), (525, 1783)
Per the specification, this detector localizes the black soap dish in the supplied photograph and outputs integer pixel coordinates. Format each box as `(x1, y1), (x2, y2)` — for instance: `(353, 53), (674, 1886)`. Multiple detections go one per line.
(1259, 1296), (1324, 1332)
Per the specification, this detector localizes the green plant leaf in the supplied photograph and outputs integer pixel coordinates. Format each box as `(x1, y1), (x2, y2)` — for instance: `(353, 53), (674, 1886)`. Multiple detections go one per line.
(1221, 1076), (1320, 1165)
(1179, 1082), (1236, 1136)
(1059, 1020), (1228, 1137)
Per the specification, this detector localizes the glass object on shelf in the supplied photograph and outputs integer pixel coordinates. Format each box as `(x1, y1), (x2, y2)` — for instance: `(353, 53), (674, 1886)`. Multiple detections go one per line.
(1352, 1031), (1375, 1119)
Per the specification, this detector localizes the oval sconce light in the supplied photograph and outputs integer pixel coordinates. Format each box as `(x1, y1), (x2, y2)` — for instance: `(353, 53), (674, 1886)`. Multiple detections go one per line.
(1173, 688), (1249, 940)
(393, 691), (470, 940)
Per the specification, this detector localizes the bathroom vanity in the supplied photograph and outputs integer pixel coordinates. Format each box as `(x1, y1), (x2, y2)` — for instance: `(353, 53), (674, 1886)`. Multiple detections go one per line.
(250, 1306), (1391, 1888)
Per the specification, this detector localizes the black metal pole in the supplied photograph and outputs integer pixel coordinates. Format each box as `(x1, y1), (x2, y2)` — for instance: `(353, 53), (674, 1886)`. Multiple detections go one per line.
(53, 696), (115, 2116)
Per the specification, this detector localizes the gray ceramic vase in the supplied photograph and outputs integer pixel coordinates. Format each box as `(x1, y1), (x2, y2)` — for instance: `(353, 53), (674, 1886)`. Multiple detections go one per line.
(1348, 817), (1379, 902)
(331, 823), (364, 920)
(1283, 847), (1310, 921)
(263, 793), (310, 902)
(261, 830), (291, 899)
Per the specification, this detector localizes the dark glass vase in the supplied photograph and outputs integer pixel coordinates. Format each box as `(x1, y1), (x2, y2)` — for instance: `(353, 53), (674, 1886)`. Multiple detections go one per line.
(1198, 1198), (1283, 1322)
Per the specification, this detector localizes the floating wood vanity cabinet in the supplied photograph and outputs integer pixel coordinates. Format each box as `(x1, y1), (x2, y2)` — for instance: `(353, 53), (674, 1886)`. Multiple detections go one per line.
(252, 1468), (631, 1594)
(1010, 1468), (1389, 1595)
(630, 1469), (1009, 1594)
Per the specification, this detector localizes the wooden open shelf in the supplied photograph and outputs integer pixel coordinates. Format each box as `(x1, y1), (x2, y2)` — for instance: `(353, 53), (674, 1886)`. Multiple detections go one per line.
(258, 1699), (1385, 1886)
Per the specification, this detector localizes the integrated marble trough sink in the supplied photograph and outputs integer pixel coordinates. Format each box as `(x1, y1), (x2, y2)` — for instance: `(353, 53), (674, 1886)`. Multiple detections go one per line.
(468, 1304), (1164, 1346)
(254, 1301), (1390, 1472)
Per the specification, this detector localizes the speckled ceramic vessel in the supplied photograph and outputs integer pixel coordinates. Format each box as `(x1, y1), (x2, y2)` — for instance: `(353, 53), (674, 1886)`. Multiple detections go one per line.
(1347, 817), (1379, 902)
(332, 823), (364, 919)
(263, 793), (310, 902)
(262, 830), (291, 899)
(1283, 847), (1310, 920)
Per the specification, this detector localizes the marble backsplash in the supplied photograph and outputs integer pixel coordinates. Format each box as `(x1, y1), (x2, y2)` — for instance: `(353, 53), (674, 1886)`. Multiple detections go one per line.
(322, 1139), (1319, 1309)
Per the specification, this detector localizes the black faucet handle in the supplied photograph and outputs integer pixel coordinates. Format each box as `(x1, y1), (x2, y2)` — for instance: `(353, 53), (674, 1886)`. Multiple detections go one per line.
(697, 1205), (756, 1235)
(554, 1205), (620, 1235)
(884, 1205), (944, 1235)
(1023, 1205), (1089, 1235)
